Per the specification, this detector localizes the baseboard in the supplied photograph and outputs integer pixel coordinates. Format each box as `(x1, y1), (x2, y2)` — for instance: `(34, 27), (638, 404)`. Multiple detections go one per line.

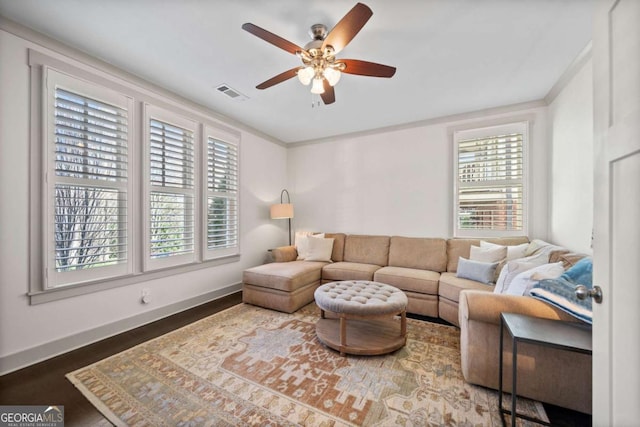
(0, 283), (242, 375)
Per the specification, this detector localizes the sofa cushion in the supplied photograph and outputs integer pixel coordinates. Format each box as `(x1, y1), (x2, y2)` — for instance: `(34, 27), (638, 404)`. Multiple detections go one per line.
(439, 271), (494, 303)
(388, 236), (447, 272)
(325, 233), (346, 262)
(374, 266), (439, 294)
(322, 262), (382, 282)
(343, 235), (390, 266)
(446, 237), (530, 272)
(243, 261), (326, 292)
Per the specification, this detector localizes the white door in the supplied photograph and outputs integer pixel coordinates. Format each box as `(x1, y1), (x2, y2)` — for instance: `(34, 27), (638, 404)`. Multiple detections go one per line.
(592, 0), (640, 425)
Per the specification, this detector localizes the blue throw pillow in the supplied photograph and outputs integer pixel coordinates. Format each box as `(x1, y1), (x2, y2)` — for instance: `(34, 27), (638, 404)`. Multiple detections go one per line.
(561, 257), (593, 287)
(529, 277), (592, 324)
(456, 257), (498, 284)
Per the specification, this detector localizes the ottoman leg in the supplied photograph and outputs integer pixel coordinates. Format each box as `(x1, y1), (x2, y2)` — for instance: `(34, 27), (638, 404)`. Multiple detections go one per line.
(340, 315), (347, 356)
(401, 310), (407, 338)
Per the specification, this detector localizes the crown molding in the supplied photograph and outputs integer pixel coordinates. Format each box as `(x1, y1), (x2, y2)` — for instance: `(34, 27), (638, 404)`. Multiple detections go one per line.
(544, 41), (593, 105)
(288, 99), (547, 148)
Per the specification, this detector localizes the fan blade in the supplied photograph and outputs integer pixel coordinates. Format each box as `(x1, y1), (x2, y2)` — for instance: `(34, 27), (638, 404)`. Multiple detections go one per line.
(242, 23), (304, 55)
(321, 79), (335, 104)
(322, 3), (373, 54)
(256, 68), (300, 89)
(340, 59), (396, 77)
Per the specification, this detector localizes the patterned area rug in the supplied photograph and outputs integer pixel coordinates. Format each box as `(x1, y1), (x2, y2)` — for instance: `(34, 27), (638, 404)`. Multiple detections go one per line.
(67, 303), (547, 426)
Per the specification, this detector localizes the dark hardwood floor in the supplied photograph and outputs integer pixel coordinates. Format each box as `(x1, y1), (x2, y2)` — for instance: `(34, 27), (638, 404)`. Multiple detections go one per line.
(0, 292), (242, 426)
(1, 292), (591, 426)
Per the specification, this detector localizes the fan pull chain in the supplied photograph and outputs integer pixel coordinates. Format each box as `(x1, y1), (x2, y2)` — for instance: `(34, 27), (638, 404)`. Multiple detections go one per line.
(311, 93), (322, 108)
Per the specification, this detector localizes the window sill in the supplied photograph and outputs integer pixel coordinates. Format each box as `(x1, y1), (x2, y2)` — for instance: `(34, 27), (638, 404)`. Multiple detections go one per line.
(29, 253), (240, 305)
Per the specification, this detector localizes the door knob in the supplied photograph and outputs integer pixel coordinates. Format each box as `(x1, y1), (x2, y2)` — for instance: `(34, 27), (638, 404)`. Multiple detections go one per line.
(575, 285), (603, 304)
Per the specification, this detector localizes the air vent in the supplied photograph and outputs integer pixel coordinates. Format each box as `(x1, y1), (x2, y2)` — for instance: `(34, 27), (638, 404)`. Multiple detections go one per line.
(215, 84), (249, 101)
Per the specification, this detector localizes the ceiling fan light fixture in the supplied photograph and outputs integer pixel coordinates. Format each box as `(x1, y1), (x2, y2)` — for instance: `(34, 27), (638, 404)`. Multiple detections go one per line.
(323, 67), (341, 86)
(310, 77), (325, 94)
(243, 3), (396, 105)
(297, 66), (314, 85)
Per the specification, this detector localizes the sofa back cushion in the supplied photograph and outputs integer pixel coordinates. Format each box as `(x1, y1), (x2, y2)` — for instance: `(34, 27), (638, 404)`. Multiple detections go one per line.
(325, 233), (346, 262)
(343, 235), (390, 266)
(446, 236), (530, 272)
(388, 236), (447, 272)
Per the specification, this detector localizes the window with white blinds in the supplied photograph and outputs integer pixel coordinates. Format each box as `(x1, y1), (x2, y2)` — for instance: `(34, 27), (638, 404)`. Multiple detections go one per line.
(145, 108), (196, 269)
(454, 123), (527, 237)
(35, 63), (241, 299)
(46, 70), (132, 288)
(205, 132), (239, 258)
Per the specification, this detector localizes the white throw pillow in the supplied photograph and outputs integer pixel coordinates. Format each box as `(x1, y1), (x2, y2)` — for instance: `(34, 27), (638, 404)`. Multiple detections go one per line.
(470, 245), (507, 263)
(504, 262), (565, 296)
(305, 237), (334, 262)
(480, 240), (528, 261)
(295, 232), (324, 260)
(524, 239), (563, 258)
(493, 252), (550, 294)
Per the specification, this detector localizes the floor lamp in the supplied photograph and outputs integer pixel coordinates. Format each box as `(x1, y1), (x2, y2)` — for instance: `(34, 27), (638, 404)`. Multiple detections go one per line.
(270, 189), (294, 245)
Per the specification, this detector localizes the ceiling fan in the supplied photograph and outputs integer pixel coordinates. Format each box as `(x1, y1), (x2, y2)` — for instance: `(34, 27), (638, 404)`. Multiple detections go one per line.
(242, 2), (396, 105)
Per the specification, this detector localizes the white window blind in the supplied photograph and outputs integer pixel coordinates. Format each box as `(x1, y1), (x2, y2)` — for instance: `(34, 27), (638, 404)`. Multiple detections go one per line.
(454, 123), (526, 237)
(148, 117), (195, 263)
(32, 56), (242, 303)
(205, 133), (239, 258)
(47, 70), (132, 288)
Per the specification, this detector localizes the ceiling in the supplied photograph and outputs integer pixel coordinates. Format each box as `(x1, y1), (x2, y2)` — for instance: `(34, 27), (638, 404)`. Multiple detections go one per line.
(0, 0), (594, 144)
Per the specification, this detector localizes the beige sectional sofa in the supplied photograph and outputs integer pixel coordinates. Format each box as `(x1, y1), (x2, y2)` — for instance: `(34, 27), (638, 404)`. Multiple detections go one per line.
(242, 232), (592, 414)
(243, 233), (528, 324)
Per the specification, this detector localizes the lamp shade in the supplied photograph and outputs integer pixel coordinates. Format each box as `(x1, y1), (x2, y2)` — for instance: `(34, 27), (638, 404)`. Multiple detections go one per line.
(270, 203), (294, 219)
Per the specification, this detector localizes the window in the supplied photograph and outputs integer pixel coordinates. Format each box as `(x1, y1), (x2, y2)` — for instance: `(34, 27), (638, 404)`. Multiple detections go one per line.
(31, 54), (240, 301)
(205, 127), (239, 259)
(45, 69), (133, 288)
(453, 122), (527, 237)
(144, 105), (197, 270)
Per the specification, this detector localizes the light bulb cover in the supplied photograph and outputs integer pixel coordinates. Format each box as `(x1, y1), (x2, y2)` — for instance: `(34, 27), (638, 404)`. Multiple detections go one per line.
(310, 77), (325, 94)
(323, 67), (341, 86)
(297, 67), (314, 86)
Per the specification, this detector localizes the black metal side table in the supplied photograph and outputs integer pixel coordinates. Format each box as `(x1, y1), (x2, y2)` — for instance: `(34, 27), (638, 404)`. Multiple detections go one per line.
(499, 312), (592, 426)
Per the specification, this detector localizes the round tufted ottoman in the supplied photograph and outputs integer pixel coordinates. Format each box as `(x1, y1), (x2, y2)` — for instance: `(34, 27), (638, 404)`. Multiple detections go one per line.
(314, 281), (408, 356)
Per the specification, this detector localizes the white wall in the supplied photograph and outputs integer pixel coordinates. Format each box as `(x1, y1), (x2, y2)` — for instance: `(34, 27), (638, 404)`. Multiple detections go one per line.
(0, 29), (288, 372)
(288, 106), (550, 239)
(547, 57), (594, 253)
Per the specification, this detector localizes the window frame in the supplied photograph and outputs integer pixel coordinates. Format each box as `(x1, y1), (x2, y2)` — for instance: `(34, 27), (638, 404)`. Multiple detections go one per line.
(28, 50), (240, 305)
(452, 121), (529, 238)
(203, 125), (240, 260)
(142, 104), (200, 271)
(44, 68), (135, 289)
